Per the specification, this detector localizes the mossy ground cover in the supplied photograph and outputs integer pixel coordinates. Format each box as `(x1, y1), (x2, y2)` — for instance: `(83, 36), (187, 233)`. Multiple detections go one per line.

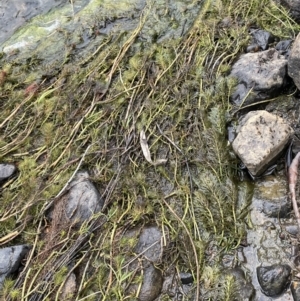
(0, 0), (299, 300)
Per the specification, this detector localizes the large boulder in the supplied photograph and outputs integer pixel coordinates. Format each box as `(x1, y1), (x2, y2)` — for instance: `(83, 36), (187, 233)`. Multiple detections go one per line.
(288, 32), (300, 90)
(230, 49), (287, 106)
(232, 111), (293, 176)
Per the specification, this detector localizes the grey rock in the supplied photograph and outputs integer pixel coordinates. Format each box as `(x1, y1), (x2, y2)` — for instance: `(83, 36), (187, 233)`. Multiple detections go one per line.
(288, 33), (300, 90)
(291, 281), (300, 301)
(0, 245), (31, 288)
(250, 29), (275, 51)
(275, 40), (292, 58)
(230, 49), (287, 106)
(262, 196), (292, 218)
(135, 226), (163, 300)
(232, 111), (293, 176)
(257, 264), (291, 297)
(65, 171), (103, 224)
(0, 163), (17, 182)
(127, 225), (164, 301)
(138, 263), (163, 301)
(135, 225), (163, 263)
(285, 224), (299, 236)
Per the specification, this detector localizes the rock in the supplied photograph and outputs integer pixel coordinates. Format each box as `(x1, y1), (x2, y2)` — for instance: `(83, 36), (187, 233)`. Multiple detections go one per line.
(262, 196), (292, 218)
(135, 226), (163, 300)
(61, 272), (76, 300)
(230, 49), (287, 106)
(288, 33), (300, 90)
(0, 245), (31, 288)
(275, 40), (292, 58)
(232, 111), (293, 176)
(257, 264), (291, 297)
(285, 224), (299, 236)
(226, 267), (255, 301)
(291, 281), (300, 300)
(138, 263), (163, 301)
(64, 171), (103, 224)
(127, 225), (164, 301)
(250, 29), (275, 51)
(135, 225), (163, 263)
(0, 163), (17, 182)
(179, 272), (193, 285)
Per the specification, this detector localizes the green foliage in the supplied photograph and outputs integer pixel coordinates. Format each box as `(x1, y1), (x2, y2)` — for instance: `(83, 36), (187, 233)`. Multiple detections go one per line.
(0, 0), (297, 299)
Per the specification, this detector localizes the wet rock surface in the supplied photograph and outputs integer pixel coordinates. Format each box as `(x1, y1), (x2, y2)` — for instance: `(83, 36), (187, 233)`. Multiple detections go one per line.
(230, 49), (287, 106)
(242, 173), (296, 300)
(0, 0), (69, 45)
(288, 33), (300, 90)
(0, 163), (17, 182)
(0, 245), (31, 287)
(257, 264), (291, 297)
(232, 110), (293, 176)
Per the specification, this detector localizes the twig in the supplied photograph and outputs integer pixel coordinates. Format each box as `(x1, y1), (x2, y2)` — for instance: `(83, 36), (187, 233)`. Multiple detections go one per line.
(288, 152), (300, 230)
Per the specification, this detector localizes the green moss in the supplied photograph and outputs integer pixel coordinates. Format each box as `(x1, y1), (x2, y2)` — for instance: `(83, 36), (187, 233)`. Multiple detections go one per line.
(0, 0), (298, 299)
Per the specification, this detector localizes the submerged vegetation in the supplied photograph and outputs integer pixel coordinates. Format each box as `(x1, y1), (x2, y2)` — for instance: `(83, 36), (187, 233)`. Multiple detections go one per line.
(0, 0), (299, 300)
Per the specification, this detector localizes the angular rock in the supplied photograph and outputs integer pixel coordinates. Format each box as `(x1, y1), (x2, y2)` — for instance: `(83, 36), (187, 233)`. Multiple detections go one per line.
(0, 163), (17, 182)
(250, 29), (275, 51)
(232, 111), (293, 176)
(288, 33), (300, 90)
(0, 245), (31, 288)
(275, 40), (292, 58)
(65, 171), (103, 224)
(257, 264), (291, 297)
(230, 49), (287, 106)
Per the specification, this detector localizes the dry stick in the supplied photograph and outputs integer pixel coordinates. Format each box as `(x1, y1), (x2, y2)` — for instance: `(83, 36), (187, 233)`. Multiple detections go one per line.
(288, 152), (300, 230)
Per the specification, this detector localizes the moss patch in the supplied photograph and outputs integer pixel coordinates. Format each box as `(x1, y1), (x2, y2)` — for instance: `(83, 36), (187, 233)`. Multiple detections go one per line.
(0, 0), (299, 299)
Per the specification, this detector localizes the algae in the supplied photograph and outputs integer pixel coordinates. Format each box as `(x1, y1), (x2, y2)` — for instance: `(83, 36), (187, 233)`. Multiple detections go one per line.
(0, 0), (299, 300)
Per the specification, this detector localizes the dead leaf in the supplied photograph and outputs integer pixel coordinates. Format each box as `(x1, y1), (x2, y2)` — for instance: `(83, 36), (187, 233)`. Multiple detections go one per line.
(140, 130), (167, 166)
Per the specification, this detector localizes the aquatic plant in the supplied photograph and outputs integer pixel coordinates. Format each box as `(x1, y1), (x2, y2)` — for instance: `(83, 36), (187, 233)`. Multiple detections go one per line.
(0, 0), (299, 300)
